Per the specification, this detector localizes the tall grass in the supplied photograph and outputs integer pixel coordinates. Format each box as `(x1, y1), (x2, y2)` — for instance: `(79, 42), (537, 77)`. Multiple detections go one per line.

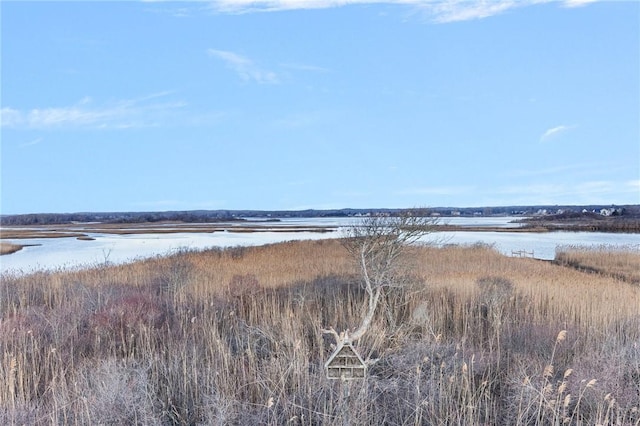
(0, 243), (24, 256)
(1, 240), (638, 425)
(555, 244), (640, 284)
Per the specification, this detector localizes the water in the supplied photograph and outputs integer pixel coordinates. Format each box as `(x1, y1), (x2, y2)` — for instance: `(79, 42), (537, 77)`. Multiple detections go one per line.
(0, 230), (334, 274)
(429, 230), (639, 260)
(1, 217), (638, 274)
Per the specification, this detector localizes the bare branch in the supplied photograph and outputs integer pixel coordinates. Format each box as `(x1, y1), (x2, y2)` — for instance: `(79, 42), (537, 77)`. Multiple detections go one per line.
(321, 326), (341, 342)
(321, 326), (350, 345)
(348, 285), (382, 343)
(333, 208), (438, 343)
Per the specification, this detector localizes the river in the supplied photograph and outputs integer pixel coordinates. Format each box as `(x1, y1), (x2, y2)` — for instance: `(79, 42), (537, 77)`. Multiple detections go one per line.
(1, 217), (638, 274)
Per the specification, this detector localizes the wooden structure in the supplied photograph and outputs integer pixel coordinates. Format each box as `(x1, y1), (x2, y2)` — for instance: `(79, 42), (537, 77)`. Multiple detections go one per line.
(324, 341), (367, 380)
(511, 250), (534, 258)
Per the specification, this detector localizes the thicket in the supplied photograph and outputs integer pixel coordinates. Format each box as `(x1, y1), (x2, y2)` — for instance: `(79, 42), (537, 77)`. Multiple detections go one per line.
(1, 240), (638, 425)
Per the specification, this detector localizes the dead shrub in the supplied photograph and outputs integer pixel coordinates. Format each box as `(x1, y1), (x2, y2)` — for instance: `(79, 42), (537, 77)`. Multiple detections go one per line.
(55, 359), (159, 425)
(90, 290), (167, 356)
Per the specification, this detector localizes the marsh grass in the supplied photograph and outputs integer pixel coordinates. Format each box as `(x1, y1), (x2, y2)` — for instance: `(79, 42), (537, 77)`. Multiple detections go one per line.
(1, 240), (638, 425)
(0, 243), (24, 256)
(555, 244), (640, 284)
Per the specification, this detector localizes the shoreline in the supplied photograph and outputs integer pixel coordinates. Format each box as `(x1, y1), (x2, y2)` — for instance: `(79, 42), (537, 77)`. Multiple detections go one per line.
(0, 242), (26, 255)
(1, 214), (638, 264)
(1, 218), (639, 241)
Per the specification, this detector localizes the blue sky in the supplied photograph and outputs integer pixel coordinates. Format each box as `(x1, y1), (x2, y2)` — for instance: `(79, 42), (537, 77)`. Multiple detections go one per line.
(1, 0), (638, 214)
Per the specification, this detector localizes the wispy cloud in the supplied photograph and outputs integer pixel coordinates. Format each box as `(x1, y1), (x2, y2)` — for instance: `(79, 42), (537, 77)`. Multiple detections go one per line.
(424, 0), (522, 23)
(19, 137), (44, 148)
(539, 124), (575, 142)
(206, 1), (599, 22)
(208, 49), (279, 84)
(562, 0), (598, 8)
(1, 92), (187, 129)
(1, 108), (21, 127)
(210, 0), (373, 14)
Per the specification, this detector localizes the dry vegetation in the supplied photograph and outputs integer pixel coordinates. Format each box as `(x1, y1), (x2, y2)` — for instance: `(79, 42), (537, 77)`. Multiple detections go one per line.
(0, 223), (335, 240)
(0, 243), (24, 256)
(555, 245), (640, 285)
(1, 240), (639, 425)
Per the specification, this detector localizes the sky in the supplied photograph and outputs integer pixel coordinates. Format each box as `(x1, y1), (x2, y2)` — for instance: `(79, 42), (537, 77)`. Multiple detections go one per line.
(1, 0), (639, 214)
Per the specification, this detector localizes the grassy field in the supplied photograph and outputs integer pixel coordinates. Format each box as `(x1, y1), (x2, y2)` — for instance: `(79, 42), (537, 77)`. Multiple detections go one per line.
(1, 239), (638, 425)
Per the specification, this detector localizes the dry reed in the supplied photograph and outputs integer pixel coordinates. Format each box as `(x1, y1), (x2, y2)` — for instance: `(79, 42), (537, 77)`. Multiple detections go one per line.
(0, 240), (638, 425)
(555, 244), (640, 284)
(0, 243), (24, 256)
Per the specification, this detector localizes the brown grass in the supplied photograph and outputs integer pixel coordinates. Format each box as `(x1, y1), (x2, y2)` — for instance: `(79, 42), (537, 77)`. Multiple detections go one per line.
(0, 222), (336, 239)
(1, 240), (638, 425)
(0, 243), (24, 256)
(555, 245), (640, 284)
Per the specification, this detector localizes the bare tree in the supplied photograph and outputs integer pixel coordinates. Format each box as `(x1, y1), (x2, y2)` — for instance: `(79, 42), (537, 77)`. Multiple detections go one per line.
(323, 209), (439, 345)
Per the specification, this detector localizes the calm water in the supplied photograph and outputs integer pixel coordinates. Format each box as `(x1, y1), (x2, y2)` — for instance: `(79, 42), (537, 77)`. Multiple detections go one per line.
(1, 217), (638, 274)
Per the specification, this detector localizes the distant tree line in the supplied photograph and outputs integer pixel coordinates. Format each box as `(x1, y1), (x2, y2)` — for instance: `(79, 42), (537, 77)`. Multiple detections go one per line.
(0, 211), (245, 226)
(1, 205), (636, 226)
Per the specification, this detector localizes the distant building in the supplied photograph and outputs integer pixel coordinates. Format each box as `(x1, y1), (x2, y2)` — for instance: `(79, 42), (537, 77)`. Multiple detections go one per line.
(600, 208), (618, 216)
